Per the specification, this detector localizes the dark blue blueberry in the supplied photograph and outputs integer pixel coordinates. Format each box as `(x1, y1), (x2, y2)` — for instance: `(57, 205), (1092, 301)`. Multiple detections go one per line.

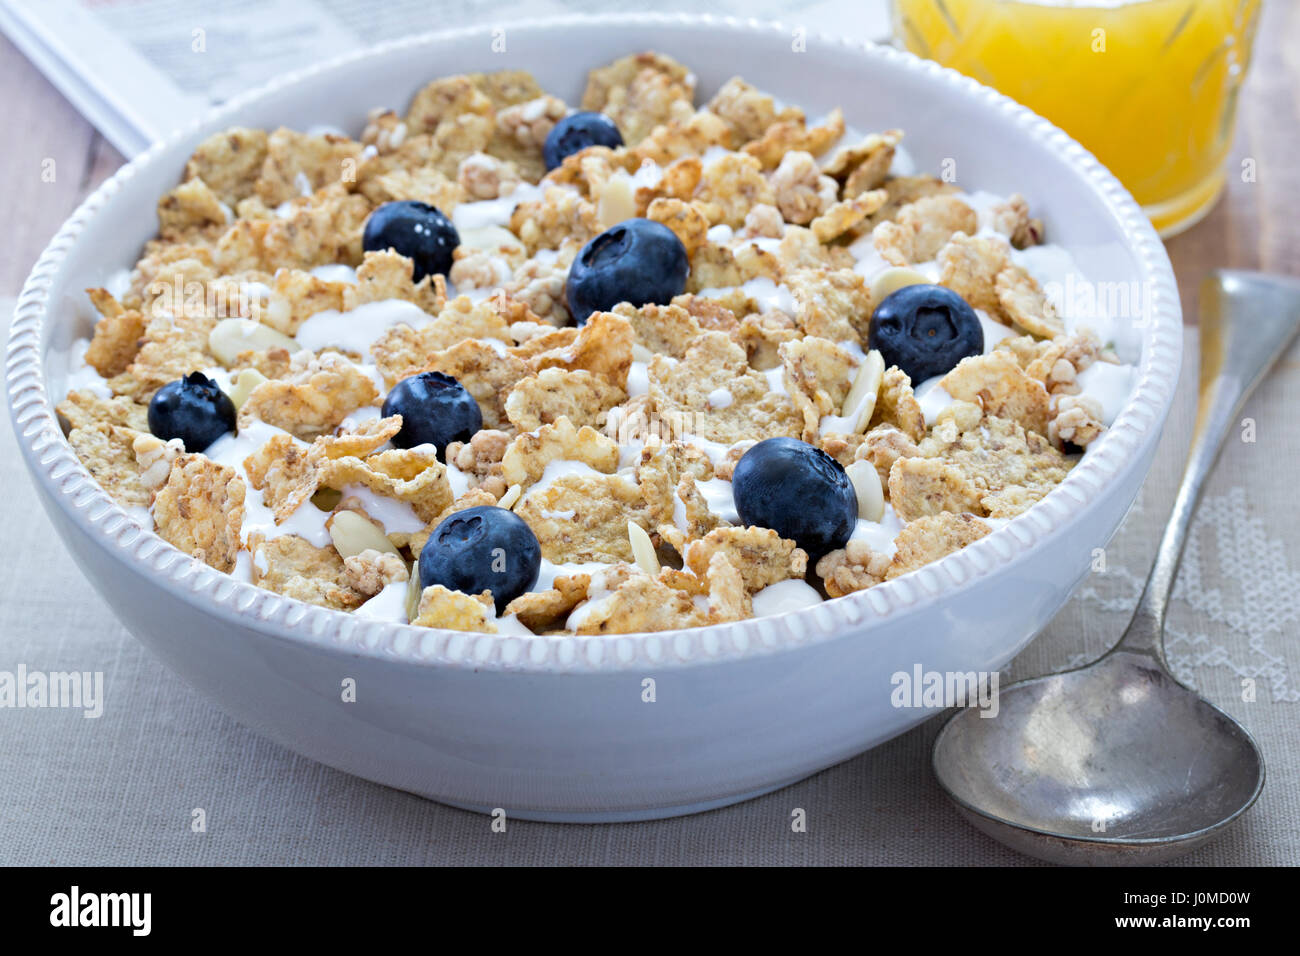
(362, 200), (459, 281)
(543, 111), (624, 170)
(147, 371), (236, 452)
(381, 371), (482, 459)
(419, 505), (541, 614)
(732, 437), (857, 558)
(565, 218), (688, 324)
(867, 283), (983, 382)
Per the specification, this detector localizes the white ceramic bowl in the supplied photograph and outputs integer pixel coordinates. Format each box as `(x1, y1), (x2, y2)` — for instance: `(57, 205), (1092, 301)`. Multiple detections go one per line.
(7, 14), (1181, 821)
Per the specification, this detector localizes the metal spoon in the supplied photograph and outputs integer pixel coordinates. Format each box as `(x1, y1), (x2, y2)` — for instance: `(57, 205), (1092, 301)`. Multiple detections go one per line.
(932, 270), (1300, 865)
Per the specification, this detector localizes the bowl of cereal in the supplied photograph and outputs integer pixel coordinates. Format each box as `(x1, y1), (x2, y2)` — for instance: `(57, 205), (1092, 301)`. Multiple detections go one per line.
(7, 14), (1180, 820)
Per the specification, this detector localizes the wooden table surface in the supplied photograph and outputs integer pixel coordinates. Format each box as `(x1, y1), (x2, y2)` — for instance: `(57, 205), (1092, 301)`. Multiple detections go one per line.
(3, 3), (1297, 317)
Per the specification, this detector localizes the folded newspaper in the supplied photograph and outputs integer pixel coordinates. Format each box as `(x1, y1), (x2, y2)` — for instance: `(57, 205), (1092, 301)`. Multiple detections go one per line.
(0, 0), (891, 157)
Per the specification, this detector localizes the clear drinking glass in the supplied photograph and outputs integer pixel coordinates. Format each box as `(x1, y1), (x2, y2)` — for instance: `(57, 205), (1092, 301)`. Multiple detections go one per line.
(890, 0), (1263, 237)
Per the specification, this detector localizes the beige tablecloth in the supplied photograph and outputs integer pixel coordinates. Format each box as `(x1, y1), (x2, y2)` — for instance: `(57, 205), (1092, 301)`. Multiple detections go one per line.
(2, 298), (1297, 865)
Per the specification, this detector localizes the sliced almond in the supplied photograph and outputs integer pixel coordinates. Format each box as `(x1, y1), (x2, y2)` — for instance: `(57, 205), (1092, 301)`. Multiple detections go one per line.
(846, 459), (885, 522)
(327, 509), (401, 560)
(208, 318), (302, 366)
(627, 520), (660, 575)
(841, 349), (886, 433)
(631, 342), (655, 363)
(498, 484), (522, 510)
(405, 562), (423, 623)
(597, 175), (636, 229)
(869, 266), (930, 304)
(227, 368), (268, 411)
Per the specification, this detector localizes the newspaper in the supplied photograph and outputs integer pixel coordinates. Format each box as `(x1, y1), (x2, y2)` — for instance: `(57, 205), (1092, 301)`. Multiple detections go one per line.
(0, 0), (891, 157)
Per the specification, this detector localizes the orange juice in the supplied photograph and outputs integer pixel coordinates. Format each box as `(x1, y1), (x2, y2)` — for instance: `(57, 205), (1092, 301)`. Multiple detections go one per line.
(892, 0), (1262, 235)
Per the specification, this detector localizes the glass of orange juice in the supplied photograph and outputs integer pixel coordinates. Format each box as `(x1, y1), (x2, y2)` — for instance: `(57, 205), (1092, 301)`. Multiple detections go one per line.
(890, 0), (1262, 236)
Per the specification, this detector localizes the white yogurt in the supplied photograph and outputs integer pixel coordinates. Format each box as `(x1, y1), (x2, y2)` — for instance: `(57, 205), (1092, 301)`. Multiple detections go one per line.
(914, 376), (956, 426)
(493, 613), (535, 636)
(752, 579), (823, 617)
(445, 462), (470, 498)
(105, 269), (132, 299)
(977, 311), (1017, 352)
(310, 264), (358, 285)
(849, 505), (904, 557)
(340, 483), (424, 534)
(65, 340), (111, 397)
(631, 159), (664, 191)
(294, 298), (429, 354)
(626, 361), (649, 398)
(523, 459), (608, 501)
(848, 233), (890, 279)
(740, 277), (796, 315)
(1076, 360), (1134, 426)
(452, 181), (550, 230)
(696, 478), (739, 523)
(707, 387), (734, 409)
(337, 405), (384, 432)
(354, 580), (410, 621)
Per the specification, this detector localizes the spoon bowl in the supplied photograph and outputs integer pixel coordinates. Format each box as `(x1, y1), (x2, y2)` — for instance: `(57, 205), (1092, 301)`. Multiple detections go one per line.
(933, 651), (1265, 865)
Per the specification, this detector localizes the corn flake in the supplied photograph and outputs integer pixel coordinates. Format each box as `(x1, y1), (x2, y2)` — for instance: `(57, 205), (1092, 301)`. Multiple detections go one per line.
(68, 424), (149, 509)
(995, 263), (1065, 339)
(647, 331), (801, 445)
(322, 446), (454, 523)
(571, 571), (706, 635)
(783, 267), (872, 343)
(867, 366), (927, 443)
(153, 455), (246, 572)
(501, 416), (620, 489)
(780, 336), (858, 442)
(249, 532), (365, 610)
(184, 127), (269, 207)
(503, 574), (592, 632)
(238, 352), (379, 439)
(886, 512), (992, 580)
(888, 455), (986, 522)
(524, 311), (634, 388)
(516, 472), (648, 564)
(580, 52), (696, 146)
(941, 352), (1051, 436)
(344, 250), (448, 315)
(917, 413), (1073, 518)
(503, 368), (626, 431)
(874, 195), (978, 267)
(683, 526), (807, 593)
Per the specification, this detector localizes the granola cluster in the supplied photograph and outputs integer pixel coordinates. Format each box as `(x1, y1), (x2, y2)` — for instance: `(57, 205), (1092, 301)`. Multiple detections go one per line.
(58, 52), (1132, 636)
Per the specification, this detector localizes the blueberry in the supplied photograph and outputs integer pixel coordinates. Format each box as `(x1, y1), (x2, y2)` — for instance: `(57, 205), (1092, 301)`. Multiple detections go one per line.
(419, 505), (541, 614)
(362, 200), (459, 281)
(565, 218), (688, 324)
(732, 437), (857, 557)
(867, 283), (983, 382)
(543, 111), (624, 170)
(381, 371), (482, 459)
(147, 372), (236, 452)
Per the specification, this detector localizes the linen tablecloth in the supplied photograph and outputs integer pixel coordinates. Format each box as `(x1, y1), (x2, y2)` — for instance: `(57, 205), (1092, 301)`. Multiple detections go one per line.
(2, 297), (1297, 865)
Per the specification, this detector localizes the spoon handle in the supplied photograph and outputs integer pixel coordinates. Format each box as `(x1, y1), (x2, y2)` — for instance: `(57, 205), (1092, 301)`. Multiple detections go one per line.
(1116, 271), (1300, 666)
